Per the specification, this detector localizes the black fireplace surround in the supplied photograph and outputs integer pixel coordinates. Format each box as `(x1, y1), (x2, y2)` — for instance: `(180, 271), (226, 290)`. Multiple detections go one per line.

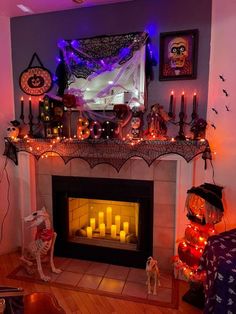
(52, 176), (153, 268)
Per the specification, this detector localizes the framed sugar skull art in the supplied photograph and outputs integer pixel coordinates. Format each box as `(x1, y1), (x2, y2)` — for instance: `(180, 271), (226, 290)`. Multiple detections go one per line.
(159, 29), (198, 81)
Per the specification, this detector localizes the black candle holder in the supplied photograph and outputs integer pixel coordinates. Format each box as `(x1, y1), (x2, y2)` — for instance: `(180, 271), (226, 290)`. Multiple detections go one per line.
(168, 92), (199, 140)
(168, 110), (198, 140)
(20, 99), (26, 125)
(28, 100), (34, 137)
(19, 98), (36, 137)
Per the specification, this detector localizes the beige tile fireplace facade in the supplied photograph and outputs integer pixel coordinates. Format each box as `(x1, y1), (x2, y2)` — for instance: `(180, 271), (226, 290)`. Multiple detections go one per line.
(34, 156), (178, 271)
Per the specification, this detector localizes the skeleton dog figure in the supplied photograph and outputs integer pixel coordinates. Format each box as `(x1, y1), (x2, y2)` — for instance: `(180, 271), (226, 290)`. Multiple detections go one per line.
(20, 207), (61, 281)
(146, 256), (161, 295)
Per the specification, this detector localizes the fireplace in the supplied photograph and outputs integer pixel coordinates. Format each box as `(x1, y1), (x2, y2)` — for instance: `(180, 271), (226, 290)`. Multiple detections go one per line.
(52, 175), (153, 268)
(18, 154), (186, 272)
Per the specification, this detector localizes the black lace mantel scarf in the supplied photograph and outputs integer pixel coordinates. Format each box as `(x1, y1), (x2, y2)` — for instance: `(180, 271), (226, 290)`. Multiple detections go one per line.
(4, 138), (211, 172)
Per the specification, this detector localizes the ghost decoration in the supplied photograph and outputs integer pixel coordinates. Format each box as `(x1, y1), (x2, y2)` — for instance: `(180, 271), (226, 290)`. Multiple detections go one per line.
(6, 120), (20, 139)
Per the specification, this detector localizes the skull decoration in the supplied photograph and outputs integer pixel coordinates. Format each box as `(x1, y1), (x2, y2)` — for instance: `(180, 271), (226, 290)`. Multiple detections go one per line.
(131, 117), (141, 130)
(130, 107), (143, 139)
(168, 37), (188, 68)
(7, 120), (20, 139)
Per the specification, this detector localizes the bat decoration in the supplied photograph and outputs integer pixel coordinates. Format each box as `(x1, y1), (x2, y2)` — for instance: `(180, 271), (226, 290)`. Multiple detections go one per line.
(219, 75), (225, 82)
(212, 108), (218, 114)
(211, 123), (216, 129)
(225, 105), (230, 111)
(223, 89), (229, 96)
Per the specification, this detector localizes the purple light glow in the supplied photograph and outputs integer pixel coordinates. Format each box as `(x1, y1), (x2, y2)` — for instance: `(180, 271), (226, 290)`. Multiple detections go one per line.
(87, 61), (94, 69)
(145, 24), (157, 37)
(57, 39), (68, 49)
(71, 40), (80, 49)
(119, 47), (131, 59)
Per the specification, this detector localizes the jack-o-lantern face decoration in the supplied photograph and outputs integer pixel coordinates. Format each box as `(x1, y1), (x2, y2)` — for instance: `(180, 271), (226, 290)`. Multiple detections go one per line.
(20, 53), (53, 96)
(20, 66), (53, 96)
(168, 37), (188, 69)
(27, 74), (45, 88)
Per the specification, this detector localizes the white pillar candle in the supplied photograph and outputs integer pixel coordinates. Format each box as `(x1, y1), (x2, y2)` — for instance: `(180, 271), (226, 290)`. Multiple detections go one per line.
(99, 223), (106, 237)
(120, 230), (126, 243)
(98, 211), (104, 225)
(115, 215), (121, 234)
(106, 207), (112, 229)
(123, 222), (129, 234)
(86, 226), (92, 239)
(90, 218), (96, 230)
(111, 224), (117, 239)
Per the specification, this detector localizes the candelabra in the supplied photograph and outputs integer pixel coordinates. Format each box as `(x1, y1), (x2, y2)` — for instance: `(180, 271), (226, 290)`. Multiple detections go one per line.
(168, 92), (198, 140)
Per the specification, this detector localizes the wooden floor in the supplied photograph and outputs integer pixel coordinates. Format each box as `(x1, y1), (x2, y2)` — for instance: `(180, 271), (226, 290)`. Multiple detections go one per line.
(0, 251), (203, 313)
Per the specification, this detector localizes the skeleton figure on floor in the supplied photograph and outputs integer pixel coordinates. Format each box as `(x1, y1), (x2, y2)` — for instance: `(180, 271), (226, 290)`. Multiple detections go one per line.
(146, 256), (161, 295)
(20, 207), (62, 281)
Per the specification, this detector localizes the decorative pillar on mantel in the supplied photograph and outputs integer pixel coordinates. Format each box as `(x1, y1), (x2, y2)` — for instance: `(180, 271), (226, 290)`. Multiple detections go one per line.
(16, 152), (37, 254)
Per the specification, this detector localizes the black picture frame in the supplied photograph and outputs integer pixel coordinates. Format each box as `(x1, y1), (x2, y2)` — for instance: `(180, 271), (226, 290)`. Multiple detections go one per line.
(159, 29), (198, 81)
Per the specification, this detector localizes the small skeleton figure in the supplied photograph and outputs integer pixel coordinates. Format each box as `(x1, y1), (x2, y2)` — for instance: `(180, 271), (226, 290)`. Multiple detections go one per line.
(130, 107), (143, 139)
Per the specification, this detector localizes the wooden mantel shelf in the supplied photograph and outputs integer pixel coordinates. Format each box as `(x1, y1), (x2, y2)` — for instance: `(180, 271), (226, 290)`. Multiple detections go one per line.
(4, 137), (211, 172)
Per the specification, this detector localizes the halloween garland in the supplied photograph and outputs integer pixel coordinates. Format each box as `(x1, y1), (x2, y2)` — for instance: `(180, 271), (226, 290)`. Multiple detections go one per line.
(19, 53), (53, 96)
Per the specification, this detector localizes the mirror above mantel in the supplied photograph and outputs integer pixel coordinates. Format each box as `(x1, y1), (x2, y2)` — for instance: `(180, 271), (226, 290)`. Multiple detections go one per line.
(56, 32), (151, 112)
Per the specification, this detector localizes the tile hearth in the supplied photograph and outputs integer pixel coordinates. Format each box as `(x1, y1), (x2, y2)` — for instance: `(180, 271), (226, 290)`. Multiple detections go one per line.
(12, 256), (175, 305)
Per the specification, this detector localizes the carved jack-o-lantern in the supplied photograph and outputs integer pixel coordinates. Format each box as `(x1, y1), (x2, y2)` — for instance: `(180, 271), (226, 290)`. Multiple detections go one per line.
(19, 53), (53, 96)
(27, 74), (45, 88)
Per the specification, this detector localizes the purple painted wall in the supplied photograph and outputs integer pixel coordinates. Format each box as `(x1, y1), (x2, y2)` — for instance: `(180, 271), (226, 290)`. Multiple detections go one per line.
(10, 0), (212, 129)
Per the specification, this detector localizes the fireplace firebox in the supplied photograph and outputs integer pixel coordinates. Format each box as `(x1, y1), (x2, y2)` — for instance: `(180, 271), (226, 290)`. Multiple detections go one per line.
(52, 176), (153, 268)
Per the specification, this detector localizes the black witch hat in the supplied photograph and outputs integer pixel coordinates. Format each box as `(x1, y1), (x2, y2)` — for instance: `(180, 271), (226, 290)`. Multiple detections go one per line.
(187, 183), (224, 212)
